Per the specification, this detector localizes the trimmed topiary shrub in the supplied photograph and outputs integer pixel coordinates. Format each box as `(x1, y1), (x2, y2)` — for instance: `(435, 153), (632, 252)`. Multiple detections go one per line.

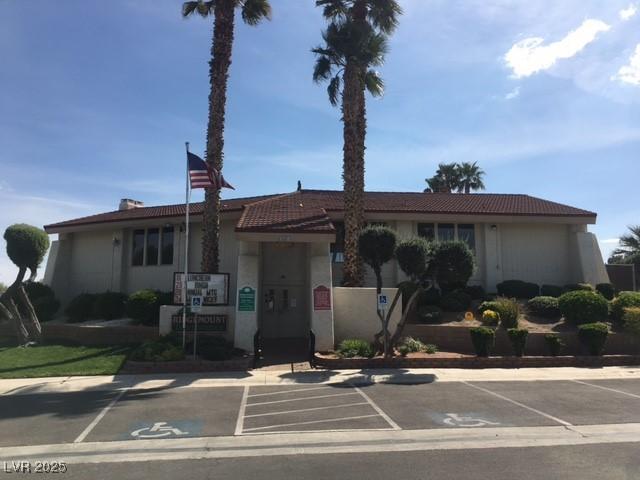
(526, 296), (560, 319)
(558, 290), (608, 325)
(65, 293), (96, 323)
(577, 322), (609, 356)
(496, 280), (539, 299)
(610, 291), (640, 324)
(430, 241), (474, 293)
(541, 284), (564, 298)
(563, 283), (594, 293)
(479, 297), (519, 329)
(481, 309), (500, 326)
(3, 224), (50, 275)
(23, 282), (60, 322)
(595, 283), (616, 301)
(418, 287), (441, 306)
(337, 339), (375, 358)
(92, 292), (127, 320)
(507, 328), (528, 357)
(395, 237), (431, 280)
(417, 305), (443, 324)
(544, 333), (564, 357)
(470, 327), (495, 357)
(464, 285), (485, 300)
(440, 290), (472, 312)
(623, 307), (640, 337)
(126, 289), (160, 326)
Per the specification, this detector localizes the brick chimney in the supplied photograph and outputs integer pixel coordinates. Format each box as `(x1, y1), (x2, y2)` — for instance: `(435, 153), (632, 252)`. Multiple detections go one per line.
(119, 198), (144, 211)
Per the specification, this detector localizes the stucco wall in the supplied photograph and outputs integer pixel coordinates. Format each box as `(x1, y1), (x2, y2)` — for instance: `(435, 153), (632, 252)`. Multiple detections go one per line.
(68, 230), (116, 295)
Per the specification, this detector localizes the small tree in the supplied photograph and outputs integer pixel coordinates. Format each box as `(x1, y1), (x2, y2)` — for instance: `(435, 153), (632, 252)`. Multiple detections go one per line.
(430, 241), (474, 292)
(358, 226), (397, 357)
(0, 224), (50, 345)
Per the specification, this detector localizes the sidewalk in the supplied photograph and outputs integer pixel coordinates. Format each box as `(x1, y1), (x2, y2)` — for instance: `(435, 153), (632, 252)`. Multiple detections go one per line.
(2, 366), (640, 395)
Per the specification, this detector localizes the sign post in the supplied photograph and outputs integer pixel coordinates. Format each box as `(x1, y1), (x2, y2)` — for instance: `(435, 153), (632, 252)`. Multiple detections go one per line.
(377, 293), (388, 315)
(191, 295), (203, 358)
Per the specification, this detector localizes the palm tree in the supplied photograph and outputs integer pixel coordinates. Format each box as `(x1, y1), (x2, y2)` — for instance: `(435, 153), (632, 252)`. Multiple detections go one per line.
(424, 163), (460, 193)
(313, 0), (402, 287)
(610, 225), (640, 264)
(457, 161), (486, 193)
(183, 0), (271, 273)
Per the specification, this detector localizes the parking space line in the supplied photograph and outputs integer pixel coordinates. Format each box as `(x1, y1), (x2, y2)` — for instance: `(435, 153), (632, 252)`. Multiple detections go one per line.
(242, 414), (380, 432)
(246, 392), (359, 407)
(461, 381), (573, 427)
(571, 380), (640, 400)
(247, 386), (333, 398)
(73, 388), (129, 443)
(244, 402), (370, 418)
(353, 386), (401, 431)
(234, 386), (250, 436)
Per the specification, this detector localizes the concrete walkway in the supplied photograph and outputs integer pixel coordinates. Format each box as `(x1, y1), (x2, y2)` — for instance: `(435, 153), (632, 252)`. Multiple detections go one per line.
(2, 366), (640, 395)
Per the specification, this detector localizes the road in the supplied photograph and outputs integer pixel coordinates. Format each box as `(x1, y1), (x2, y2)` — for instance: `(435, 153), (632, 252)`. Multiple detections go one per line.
(1, 375), (640, 478)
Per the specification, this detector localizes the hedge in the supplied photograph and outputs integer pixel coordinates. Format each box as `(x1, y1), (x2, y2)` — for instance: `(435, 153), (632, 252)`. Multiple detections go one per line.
(496, 280), (539, 299)
(558, 290), (608, 325)
(610, 291), (640, 324)
(507, 328), (528, 357)
(595, 283), (616, 301)
(417, 305), (443, 324)
(544, 333), (564, 357)
(65, 293), (97, 323)
(469, 327), (495, 357)
(577, 322), (609, 356)
(337, 339), (374, 358)
(623, 307), (640, 337)
(440, 290), (472, 312)
(92, 292), (127, 320)
(24, 282), (60, 322)
(541, 284), (564, 298)
(526, 296), (560, 319)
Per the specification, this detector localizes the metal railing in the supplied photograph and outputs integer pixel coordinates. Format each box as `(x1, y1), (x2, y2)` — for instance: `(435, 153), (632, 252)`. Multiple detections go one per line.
(253, 329), (262, 368)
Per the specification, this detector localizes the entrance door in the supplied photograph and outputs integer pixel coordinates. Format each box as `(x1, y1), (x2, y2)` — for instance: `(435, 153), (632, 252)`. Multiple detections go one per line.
(261, 243), (308, 339)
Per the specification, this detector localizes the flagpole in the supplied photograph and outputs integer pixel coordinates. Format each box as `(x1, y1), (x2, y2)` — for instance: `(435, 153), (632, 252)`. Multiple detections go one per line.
(182, 142), (191, 350)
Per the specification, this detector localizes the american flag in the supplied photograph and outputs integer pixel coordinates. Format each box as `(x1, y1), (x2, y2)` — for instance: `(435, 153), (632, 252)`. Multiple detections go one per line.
(187, 152), (234, 190)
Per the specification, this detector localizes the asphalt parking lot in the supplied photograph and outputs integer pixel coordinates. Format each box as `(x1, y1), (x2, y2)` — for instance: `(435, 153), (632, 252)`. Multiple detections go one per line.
(2, 378), (640, 447)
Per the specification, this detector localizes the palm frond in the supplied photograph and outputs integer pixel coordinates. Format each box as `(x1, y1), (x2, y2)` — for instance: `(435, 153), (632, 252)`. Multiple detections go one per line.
(182, 1), (214, 18)
(364, 69), (384, 97)
(366, 0), (402, 34)
(316, 0), (348, 20)
(313, 55), (333, 83)
(328, 75), (342, 106)
(241, 0), (272, 25)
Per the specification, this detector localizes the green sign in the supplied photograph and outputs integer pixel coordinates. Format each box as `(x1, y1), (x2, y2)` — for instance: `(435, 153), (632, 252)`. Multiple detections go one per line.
(238, 286), (256, 312)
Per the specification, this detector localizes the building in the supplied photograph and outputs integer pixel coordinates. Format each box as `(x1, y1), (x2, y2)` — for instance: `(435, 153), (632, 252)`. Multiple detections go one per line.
(43, 189), (609, 351)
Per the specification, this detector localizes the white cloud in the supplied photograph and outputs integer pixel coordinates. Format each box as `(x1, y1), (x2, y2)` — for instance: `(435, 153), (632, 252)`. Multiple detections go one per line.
(600, 238), (621, 244)
(619, 4), (637, 20)
(505, 19), (611, 78)
(504, 86), (521, 100)
(612, 44), (640, 85)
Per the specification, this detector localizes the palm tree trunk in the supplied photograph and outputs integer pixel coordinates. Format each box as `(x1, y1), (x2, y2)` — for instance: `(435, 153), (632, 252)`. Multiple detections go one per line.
(202, 0), (235, 273)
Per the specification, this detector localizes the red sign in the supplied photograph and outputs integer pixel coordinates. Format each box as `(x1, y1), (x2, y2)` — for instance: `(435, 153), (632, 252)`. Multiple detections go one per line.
(313, 285), (331, 311)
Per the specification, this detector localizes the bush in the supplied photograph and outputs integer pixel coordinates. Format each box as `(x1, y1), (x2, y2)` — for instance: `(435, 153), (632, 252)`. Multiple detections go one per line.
(481, 309), (500, 326)
(197, 336), (235, 361)
(417, 305), (443, 324)
(610, 291), (640, 324)
(23, 282), (59, 322)
(479, 297), (519, 329)
(430, 241), (474, 292)
(418, 287), (441, 306)
(4, 224), (49, 271)
(544, 333), (564, 356)
(440, 290), (472, 312)
(541, 284), (564, 298)
(469, 327), (495, 357)
(397, 337), (434, 356)
(358, 226), (397, 277)
(595, 283), (616, 301)
(563, 283), (594, 293)
(526, 296), (560, 319)
(65, 293), (96, 323)
(558, 290), (608, 325)
(92, 292), (127, 320)
(130, 340), (185, 362)
(623, 307), (640, 336)
(464, 285), (485, 300)
(395, 237), (431, 280)
(496, 280), (539, 299)
(126, 289), (161, 326)
(577, 322), (609, 356)
(507, 328), (528, 357)
(337, 339), (374, 358)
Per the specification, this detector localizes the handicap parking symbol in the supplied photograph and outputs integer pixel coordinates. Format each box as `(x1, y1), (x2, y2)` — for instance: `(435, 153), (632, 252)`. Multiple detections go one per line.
(437, 413), (501, 428)
(129, 420), (202, 439)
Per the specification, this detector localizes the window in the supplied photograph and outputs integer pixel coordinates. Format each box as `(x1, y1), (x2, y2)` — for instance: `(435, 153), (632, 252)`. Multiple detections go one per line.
(438, 223), (455, 242)
(331, 222), (345, 263)
(132, 230), (145, 266)
(161, 227), (174, 265)
(132, 226), (175, 266)
(417, 223), (435, 241)
(458, 224), (476, 251)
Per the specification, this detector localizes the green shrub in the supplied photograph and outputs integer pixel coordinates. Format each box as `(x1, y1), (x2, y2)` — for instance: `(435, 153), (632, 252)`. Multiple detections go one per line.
(417, 305), (443, 323)
(65, 293), (96, 323)
(397, 281), (419, 311)
(337, 339), (375, 358)
(563, 283), (594, 293)
(577, 322), (609, 356)
(481, 309), (500, 326)
(430, 241), (474, 292)
(541, 284), (564, 298)
(23, 282), (60, 322)
(4, 224), (49, 272)
(423, 343), (438, 354)
(595, 283), (616, 301)
(130, 340), (185, 362)
(623, 307), (640, 337)
(395, 237), (431, 280)
(469, 327), (495, 357)
(418, 287), (441, 306)
(359, 226), (397, 281)
(197, 336), (235, 361)
(544, 333), (564, 356)
(398, 337), (438, 356)
(507, 328), (528, 357)
(440, 290), (472, 312)
(480, 297), (520, 329)
(497, 280), (539, 299)
(558, 290), (608, 325)
(464, 285), (485, 300)
(92, 292), (127, 320)
(526, 296), (560, 319)
(126, 289), (161, 326)
(610, 291), (640, 324)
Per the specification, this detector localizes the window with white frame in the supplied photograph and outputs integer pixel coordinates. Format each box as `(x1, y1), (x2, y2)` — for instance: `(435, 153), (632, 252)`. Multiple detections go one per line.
(417, 223), (476, 250)
(131, 227), (174, 266)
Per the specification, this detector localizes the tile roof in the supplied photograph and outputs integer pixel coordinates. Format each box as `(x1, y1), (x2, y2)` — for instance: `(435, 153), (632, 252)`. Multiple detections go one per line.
(44, 189), (596, 233)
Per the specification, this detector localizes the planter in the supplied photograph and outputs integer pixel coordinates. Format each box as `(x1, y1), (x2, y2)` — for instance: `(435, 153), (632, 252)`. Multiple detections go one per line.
(120, 356), (253, 373)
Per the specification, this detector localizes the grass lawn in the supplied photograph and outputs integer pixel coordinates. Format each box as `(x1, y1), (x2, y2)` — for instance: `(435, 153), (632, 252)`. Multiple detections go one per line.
(0, 344), (133, 378)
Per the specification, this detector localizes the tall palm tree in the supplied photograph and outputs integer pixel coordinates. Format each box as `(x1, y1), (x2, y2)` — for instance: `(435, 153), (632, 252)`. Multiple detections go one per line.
(611, 225), (640, 264)
(183, 0), (271, 273)
(424, 163), (460, 193)
(313, 0), (402, 287)
(457, 161), (486, 193)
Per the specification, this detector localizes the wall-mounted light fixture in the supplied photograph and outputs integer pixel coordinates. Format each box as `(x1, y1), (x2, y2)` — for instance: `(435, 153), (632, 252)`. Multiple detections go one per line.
(490, 225), (498, 231)
(112, 236), (121, 246)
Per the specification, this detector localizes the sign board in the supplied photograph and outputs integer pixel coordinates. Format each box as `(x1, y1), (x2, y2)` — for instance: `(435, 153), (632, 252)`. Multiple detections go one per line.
(377, 294), (388, 309)
(313, 285), (331, 311)
(191, 295), (203, 313)
(171, 314), (227, 332)
(173, 272), (229, 306)
(238, 286), (256, 312)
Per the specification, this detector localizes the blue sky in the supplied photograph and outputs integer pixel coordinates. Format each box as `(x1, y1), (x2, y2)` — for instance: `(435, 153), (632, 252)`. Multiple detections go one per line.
(1, 0), (639, 284)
